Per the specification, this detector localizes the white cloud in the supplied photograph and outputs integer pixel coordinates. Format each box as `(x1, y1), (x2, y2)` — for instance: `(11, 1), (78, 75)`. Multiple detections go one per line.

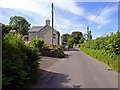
(86, 13), (111, 26)
(100, 4), (118, 16)
(54, 1), (117, 27)
(0, 0), (51, 17)
(55, 1), (85, 16)
(97, 25), (102, 30)
(54, 14), (87, 35)
(0, 0), (117, 36)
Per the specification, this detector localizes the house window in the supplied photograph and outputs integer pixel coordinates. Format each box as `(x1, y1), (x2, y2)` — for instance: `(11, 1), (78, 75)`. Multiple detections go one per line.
(53, 34), (56, 39)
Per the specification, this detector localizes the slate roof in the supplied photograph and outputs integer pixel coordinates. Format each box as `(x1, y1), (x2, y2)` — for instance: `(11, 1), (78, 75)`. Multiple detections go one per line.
(28, 25), (59, 33)
(28, 26), (44, 32)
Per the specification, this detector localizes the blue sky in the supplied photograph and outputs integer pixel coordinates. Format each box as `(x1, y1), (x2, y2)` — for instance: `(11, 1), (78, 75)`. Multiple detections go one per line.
(0, 0), (118, 39)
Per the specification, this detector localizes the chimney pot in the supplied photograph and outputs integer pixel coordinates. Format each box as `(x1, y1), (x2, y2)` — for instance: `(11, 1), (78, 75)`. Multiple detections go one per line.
(45, 19), (50, 25)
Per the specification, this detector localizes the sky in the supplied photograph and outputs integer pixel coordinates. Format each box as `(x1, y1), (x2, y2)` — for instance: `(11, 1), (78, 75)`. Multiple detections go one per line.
(0, 0), (119, 39)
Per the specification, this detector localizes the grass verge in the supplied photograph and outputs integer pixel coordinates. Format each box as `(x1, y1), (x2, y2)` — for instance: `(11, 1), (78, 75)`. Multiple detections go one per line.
(80, 47), (120, 72)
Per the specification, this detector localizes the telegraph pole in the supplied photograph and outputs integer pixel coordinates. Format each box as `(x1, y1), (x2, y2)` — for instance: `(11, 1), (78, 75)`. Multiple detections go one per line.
(51, 3), (54, 46)
(87, 26), (92, 40)
(87, 26), (89, 31)
(87, 26), (89, 41)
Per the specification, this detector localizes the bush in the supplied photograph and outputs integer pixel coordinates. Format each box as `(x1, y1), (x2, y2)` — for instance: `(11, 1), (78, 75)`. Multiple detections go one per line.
(29, 38), (44, 48)
(55, 45), (64, 51)
(55, 45), (65, 58)
(2, 33), (40, 88)
(58, 51), (65, 58)
(80, 32), (120, 72)
(67, 38), (74, 48)
(42, 44), (49, 49)
(77, 44), (80, 47)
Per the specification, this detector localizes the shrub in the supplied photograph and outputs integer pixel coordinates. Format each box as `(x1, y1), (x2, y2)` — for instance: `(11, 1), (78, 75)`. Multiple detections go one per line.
(2, 33), (40, 88)
(77, 44), (80, 47)
(67, 38), (74, 48)
(42, 44), (49, 49)
(55, 45), (65, 58)
(29, 38), (44, 48)
(57, 51), (64, 58)
(80, 32), (120, 72)
(55, 45), (64, 51)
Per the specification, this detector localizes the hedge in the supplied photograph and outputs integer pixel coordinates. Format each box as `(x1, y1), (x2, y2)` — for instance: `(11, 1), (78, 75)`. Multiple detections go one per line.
(2, 33), (40, 88)
(80, 32), (120, 72)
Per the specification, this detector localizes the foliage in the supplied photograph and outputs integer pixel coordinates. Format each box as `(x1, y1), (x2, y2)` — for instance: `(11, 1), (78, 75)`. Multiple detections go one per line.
(58, 51), (65, 58)
(67, 38), (74, 48)
(61, 34), (71, 46)
(9, 16), (31, 36)
(29, 38), (44, 48)
(71, 31), (83, 46)
(61, 31), (84, 47)
(55, 45), (65, 58)
(2, 24), (12, 36)
(79, 37), (85, 44)
(55, 45), (64, 52)
(2, 33), (40, 88)
(42, 44), (49, 48)
(80, 32), (120, 72)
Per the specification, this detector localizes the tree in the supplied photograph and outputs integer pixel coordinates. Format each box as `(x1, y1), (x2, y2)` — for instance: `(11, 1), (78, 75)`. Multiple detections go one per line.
(71, 31), (83, 46)
(2, 24), (12, 36)
(61, 34), (70, 46)
(67, 38), (74, 48)
(79, 37), (85, 44)
(9, 16), (31, 36)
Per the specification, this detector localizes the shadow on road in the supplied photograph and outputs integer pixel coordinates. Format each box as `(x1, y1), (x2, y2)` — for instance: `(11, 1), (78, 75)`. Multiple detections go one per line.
(28, 69), (72, 88)
(64, 48), (79, 58)
(67, 48), (79, 51)
(64, 54), (71, 58)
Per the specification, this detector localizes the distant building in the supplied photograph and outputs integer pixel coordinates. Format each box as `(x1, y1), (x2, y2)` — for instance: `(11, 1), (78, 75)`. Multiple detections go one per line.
(28, 19), (60, 45)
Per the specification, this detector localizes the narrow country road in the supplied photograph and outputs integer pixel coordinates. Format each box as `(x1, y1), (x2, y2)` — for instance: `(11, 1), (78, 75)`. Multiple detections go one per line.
(31, 48), (118, 88)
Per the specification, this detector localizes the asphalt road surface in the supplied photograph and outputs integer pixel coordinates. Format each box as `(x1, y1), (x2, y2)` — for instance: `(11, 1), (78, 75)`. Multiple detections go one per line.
(31, 48), (118, 88)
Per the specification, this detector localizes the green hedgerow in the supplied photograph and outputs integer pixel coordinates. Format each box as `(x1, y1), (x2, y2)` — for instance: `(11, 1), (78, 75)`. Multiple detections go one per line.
(80, 32), (120, 72)
(2, 33), (40, 88)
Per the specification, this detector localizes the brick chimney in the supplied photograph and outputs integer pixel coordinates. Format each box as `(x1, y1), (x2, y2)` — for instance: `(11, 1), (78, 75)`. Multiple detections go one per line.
(45, 19), (50, 25)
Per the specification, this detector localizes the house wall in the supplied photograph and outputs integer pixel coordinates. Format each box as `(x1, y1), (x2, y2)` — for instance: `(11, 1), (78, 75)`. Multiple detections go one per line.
(29, 32), (37, 40)
(44, 28), (52, 45)
(28, 25), (60, 45)
(53, 31), (60, 45)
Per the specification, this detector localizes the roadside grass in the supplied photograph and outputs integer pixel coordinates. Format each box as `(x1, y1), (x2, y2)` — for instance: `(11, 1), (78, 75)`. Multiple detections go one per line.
(80, 47), (120, 73)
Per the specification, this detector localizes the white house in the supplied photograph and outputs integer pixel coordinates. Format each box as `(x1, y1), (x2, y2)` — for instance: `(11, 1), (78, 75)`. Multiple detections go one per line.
(28, 19), (60, 45)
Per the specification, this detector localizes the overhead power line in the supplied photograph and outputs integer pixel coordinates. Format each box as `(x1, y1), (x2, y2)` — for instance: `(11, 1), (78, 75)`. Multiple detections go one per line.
(88, 2), (109, 27)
